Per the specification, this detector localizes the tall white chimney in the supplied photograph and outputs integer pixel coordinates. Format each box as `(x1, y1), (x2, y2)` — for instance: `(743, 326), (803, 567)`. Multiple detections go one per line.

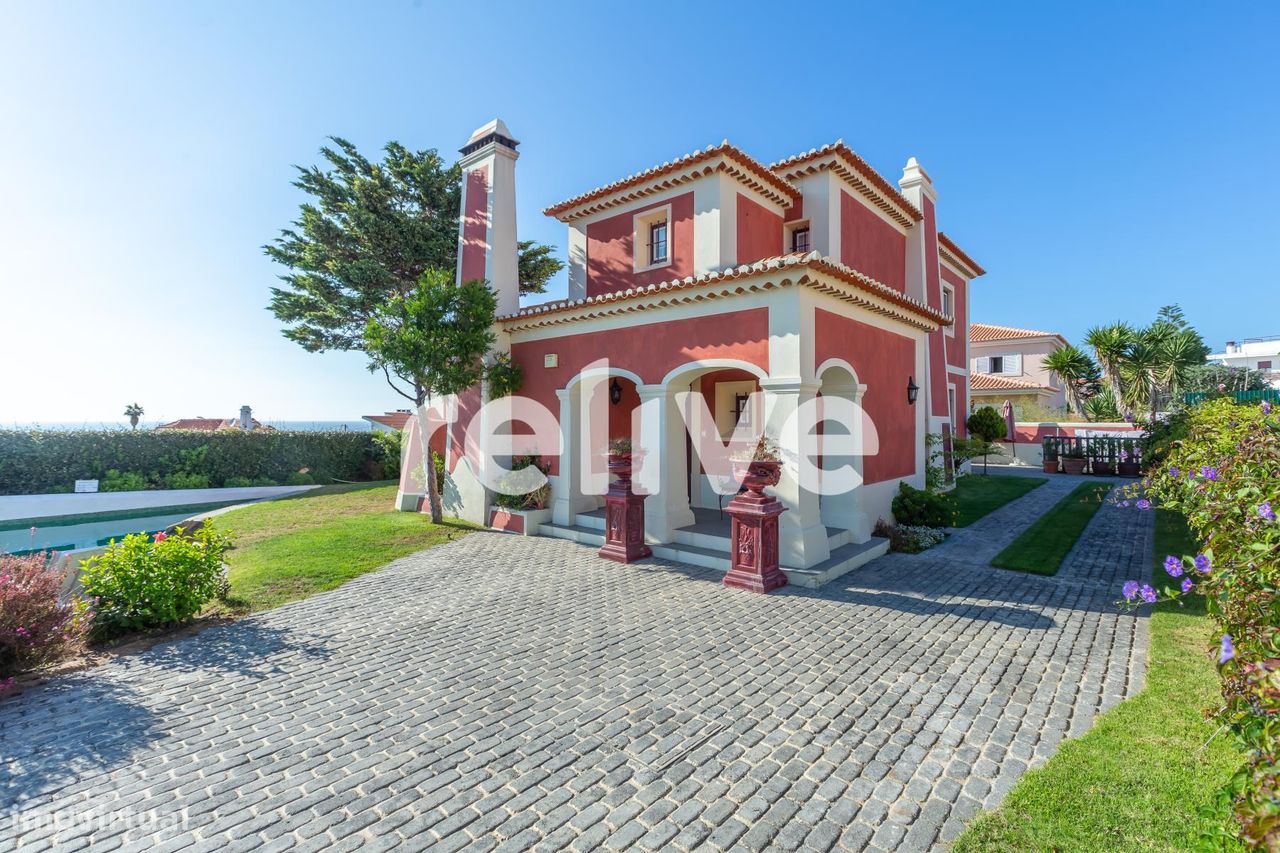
(239, 405), (253, 430)
(456, 119), (521, 317)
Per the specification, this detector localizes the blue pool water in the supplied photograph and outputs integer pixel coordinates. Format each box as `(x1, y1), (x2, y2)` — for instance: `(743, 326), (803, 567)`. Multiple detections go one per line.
(1, 510), (209, 555)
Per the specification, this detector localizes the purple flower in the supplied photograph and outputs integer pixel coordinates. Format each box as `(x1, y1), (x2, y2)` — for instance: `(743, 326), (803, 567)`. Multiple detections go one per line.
(1200, 466), (1218, 481)
(1122, 580), (1140, 601)
(1260, 502), (1276, 522)
(1136, 499), (1151, 510)
(1219, 634), (1235, 664)
(1119, 449), (1129, 461)
(1180, 577), (1194, 593)
(1194, 554), (1211, 574)
(1124, 413), (1136, 423)
(1140, 585), (1157, 603)
(15, 627), (29, 639)
(1264, 401), (1273, 415)
(1163, 555), (1183, 577)
(1169, 466), (1180, 478)
(1119, 500), (1131, 508)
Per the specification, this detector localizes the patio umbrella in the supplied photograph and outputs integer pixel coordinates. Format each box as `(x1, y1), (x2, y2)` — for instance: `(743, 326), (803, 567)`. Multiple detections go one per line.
(1002, 399), (1015, 442)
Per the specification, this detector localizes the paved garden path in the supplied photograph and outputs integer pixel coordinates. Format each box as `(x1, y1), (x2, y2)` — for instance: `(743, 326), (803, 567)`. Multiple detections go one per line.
(1, 478), (1150, 853)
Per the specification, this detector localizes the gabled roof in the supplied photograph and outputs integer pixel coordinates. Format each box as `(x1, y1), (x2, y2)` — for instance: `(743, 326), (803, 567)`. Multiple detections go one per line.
(969, 373), (1058, 393)
(971, 323), (1067, 346)
(363, 412), (412, 430)
(544, 141), (800, 222)
(938, 233), (985, 277)
(501, 252), (950, 333)
(155, 417), (274, 431)
(769, 141), (922, 228)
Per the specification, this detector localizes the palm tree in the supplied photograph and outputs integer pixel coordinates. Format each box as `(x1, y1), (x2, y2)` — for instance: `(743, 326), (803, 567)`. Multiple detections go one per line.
(1084, 322), (1136, 417)
(1042, 345), (1098, 417)
(1119, 326), (1206, 417)
(123, 403), (144, 430)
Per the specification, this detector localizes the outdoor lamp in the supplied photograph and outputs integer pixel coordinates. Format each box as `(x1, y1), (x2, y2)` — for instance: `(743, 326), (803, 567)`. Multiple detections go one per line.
(610, 378), (622, 406)
(907, 376), (919, 405)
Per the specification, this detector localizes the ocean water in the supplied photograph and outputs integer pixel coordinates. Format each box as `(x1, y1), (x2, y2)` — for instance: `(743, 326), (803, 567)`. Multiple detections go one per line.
(3, 421), (373, 432)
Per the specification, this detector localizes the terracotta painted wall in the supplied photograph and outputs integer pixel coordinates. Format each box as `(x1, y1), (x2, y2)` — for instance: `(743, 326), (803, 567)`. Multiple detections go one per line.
(736, 193), (783, 265)
(510, 308), (770, 475)
(952, 380), (968, 438)
(814, 308), (917, 483)
(586, 193), (694, 297)
(942, 267), (968, 369)
(460, 167), (488, 284)
(839, 191), (906, 292)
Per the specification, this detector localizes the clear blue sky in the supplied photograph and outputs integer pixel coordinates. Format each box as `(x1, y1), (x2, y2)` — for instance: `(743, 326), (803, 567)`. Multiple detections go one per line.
(2, 1), (1276, 423)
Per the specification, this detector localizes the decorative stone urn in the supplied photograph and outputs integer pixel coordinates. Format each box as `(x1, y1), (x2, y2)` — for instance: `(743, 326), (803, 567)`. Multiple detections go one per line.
(723, 459), (787, 593)
(598, 452), (651, 563)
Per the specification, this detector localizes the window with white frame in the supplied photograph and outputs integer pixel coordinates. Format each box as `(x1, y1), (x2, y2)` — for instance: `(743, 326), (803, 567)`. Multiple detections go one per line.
(632, 204), (673, 273)
(976, 353), (1022, 375)
(942, 285), (955, 336)
(784, 220), (811, 255)
(791, 227), (810, 253)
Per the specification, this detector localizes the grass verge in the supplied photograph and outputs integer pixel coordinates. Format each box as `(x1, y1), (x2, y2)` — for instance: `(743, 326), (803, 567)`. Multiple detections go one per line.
(951, 475), (1047, 527)
(954, 509), (1243, 852)
(209, 482), (474, 614)
(990, 480), (1116, 575)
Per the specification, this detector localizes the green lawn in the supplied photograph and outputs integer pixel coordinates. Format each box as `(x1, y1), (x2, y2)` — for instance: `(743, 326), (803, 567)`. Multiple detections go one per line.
(955, 509), (1243, 852)
(990, 481), (1116, 575)
(209, 482), (474, 613)
(951, 475), (1047, 527)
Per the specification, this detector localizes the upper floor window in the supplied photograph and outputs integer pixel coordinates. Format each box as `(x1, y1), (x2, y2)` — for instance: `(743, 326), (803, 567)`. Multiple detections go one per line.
(633, 204), (673, 273)
(990, 356), (1004, 374)
(791, 227), (810, 253)
(649, 220), (668, 265)
(942, 285), (954, 318)
(977, 353), (1022, 375)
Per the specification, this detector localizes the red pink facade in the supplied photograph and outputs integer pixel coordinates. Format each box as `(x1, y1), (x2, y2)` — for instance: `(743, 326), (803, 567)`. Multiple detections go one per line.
(401, 119), (984, 583)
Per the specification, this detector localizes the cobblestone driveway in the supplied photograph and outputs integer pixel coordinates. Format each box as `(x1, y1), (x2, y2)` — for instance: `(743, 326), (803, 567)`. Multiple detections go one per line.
(1, 478), (1150, 852)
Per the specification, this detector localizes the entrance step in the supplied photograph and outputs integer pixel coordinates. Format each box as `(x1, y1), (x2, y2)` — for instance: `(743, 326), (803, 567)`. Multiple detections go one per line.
(826, 526), (852, 550)
(782, 538), (890, 588)
(539, 521), (605, 548)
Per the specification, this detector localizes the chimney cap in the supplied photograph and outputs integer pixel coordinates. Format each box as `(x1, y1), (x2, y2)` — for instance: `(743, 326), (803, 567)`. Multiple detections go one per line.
(461, 118), (519, 155)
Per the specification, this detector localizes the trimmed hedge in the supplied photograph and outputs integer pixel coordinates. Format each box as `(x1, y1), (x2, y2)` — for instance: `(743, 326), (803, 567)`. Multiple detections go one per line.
(0, 430), (383, 495)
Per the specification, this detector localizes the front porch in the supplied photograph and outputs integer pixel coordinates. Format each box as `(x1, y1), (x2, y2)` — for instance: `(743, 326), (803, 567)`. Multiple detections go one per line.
(538, 505), (888, 588)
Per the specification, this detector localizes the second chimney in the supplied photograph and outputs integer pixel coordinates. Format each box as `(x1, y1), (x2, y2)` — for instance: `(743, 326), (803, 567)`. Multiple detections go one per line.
(456, 119), (521, 317)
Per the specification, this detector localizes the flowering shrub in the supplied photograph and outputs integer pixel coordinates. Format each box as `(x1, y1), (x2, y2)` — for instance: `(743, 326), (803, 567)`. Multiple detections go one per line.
(80, 523), (231, 638)
(0, 554), (93, 687)
(888, 524), (945, 554)
(492, 455), (551, 511)
(1118, 397), (1280, 848)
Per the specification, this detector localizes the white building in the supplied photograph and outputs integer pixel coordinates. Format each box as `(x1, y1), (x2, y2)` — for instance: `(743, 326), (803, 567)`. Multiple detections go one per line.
(1209, 337), (1280, 389)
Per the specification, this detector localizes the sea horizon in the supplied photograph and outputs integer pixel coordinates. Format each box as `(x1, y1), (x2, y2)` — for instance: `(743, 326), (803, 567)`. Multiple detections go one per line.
(3, 420), (375, 432)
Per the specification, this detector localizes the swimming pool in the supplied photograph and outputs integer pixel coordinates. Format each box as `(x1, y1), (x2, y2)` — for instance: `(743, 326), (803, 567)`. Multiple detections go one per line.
(0, 501), (243, 556)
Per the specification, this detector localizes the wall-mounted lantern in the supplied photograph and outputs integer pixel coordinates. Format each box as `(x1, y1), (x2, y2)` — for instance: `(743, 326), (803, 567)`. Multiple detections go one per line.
(907, 376), (919, 406)
(610, 378), (623, 406)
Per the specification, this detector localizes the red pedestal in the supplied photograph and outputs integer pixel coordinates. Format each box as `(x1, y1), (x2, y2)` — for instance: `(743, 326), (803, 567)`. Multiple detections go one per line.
(723, 462), (788, 593)
(598, 456), (651, 563)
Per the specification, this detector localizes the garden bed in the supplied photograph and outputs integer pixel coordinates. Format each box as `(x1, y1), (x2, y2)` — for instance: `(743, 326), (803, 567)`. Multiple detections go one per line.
(950, 475), (1048, 527)
(990, 481), (1116, 575)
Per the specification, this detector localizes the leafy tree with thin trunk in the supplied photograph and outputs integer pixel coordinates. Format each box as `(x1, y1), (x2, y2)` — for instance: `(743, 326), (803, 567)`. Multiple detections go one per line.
(123, 403), (144, 430)
(966, 406), (1007, 475)
(265, 136), (563, 389)
(1041, 345), (1099, 417)
(362, 269), (496, 523)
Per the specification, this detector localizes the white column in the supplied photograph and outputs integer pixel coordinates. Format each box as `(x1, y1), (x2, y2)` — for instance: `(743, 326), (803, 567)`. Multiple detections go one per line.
(635, 384), (696, 542)
(761, 378), (831, 569)
(552, 388), (596, 525)
(818, 380), (871, 543)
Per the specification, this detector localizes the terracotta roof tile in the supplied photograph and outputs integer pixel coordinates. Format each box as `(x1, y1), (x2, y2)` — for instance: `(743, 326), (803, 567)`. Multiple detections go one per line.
(938, 232), (985, 277)
(970, 323), (1066, 344)
(969, 373), (1058, 392)
(544, 141), (799, 221)
(502, 252), (951, 331)
(769, 141), (922, 227)
(363, 412), (412, 430)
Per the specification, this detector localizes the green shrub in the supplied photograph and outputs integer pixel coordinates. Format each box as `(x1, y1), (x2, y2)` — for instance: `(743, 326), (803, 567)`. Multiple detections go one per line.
(163, 471), (210, 490)
(101, 470), (148, 492)
(251, 476), (277, 487)
(891, 482), (956, 528)
(492, 455), (551, 510)
(967, 406), (1007, 442)
(223, 476), (254, 488)
(80, 522), (231, 637)
(0, 429), (378, 495)
(285, 471), (316, 486)
(371, 429), (403, 480)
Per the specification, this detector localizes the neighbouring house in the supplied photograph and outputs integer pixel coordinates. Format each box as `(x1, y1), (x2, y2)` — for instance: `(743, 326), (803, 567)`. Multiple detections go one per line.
(363, 410), (412, 432)
(969, 323), (1069, 410)
(410, 119), (984, 579)
(155, 405), (274, 431)
(1209, 337), (1280, 389)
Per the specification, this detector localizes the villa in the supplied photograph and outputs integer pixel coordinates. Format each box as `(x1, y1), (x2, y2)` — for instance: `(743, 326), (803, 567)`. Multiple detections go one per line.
(417, 119), (984, 581)
(969, 323), (1069, 411)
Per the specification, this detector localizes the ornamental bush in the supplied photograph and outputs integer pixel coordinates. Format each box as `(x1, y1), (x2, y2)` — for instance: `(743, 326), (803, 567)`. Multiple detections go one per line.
(892, 482), (956, 528)
(889, 524), (945, 554)
(80, 522), (231, 638)
(0, 429), (379, 495)
(1118, 397), (1280, 848)
(0, 555), (93, 688)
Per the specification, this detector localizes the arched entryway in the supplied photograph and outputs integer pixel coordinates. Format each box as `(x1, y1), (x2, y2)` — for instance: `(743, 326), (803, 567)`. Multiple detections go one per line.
(816, 359), (871, 543)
